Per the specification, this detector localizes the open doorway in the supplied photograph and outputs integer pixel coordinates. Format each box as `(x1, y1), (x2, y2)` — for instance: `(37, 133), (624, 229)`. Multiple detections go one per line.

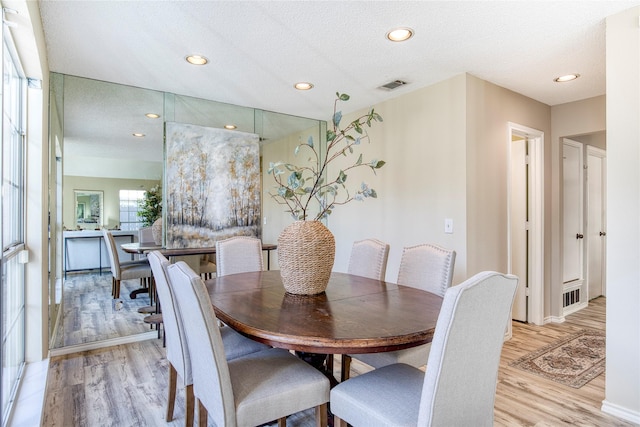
(508, 123), (544, 325)
(560, 132), (606, 317)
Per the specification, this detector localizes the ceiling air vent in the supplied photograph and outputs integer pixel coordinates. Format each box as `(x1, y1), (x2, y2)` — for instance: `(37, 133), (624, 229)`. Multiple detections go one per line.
(379, 80), (408, 90)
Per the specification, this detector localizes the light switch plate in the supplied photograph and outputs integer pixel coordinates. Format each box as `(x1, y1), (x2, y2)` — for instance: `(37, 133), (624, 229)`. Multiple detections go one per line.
(444, 218), (453, 234)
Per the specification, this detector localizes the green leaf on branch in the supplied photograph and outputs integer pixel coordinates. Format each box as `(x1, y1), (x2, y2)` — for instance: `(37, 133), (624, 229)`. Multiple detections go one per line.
(270, 91), (385, 221)
(333, 111), (342, 127)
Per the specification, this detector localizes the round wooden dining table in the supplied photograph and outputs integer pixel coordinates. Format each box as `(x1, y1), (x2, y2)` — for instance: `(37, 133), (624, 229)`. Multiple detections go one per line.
(205, 270), (443, 355)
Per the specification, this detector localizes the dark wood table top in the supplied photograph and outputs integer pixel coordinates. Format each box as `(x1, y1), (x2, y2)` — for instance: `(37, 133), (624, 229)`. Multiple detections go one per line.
(205, 270), (443, 355)
(121, 242), (277, 256)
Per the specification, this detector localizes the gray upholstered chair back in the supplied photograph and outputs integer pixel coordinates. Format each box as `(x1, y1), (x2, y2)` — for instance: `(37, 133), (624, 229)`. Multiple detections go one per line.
(347, 238), (390, 281)
(215, 236), (263, 276)
(102, 229), (121, 279)
(148, 251), (191, 385)
(418, 271), (518, 426)
(138, 226), (155, 245)
(167, 261), (236, 427)
(397, 243), (456, 296)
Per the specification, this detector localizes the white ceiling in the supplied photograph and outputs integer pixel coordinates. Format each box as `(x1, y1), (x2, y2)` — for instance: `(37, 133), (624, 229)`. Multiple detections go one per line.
(32, 1), (639, 179)
(38, 0), (639, 119)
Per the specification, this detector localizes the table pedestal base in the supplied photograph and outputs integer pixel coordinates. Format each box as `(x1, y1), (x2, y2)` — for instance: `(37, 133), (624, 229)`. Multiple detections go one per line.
(295, 351), (338, 426)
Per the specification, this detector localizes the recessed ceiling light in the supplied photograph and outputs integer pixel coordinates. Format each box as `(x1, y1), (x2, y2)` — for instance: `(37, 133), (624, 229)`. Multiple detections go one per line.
(294, 82), (314, 90)
(133, 133), (145, 138)
(224, 124), (237, 130)
(554, 74), (580, 82)
(386, 27), (414, 42)
(145, 113), (160, 119)
(185, 55), (208, 65)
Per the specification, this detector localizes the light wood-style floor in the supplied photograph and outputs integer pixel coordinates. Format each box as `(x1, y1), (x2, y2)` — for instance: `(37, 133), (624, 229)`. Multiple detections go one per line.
(42, 297), (637, 427)
(52, 272), (154, 348)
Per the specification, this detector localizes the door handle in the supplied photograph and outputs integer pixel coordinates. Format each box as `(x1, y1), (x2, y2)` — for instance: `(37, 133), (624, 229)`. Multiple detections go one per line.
(576, 233), (584, 239)
(599, 231), (607, 236)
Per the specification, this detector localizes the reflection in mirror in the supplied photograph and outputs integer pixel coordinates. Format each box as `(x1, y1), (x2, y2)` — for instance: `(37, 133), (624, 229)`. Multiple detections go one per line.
(73, 190), (103, 229)
(49, 73), (324, 351)
(52, 75), (165, 350)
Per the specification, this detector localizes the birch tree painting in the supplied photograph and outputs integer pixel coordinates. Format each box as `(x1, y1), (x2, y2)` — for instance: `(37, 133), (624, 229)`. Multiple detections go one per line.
(165, 122), (261, 248)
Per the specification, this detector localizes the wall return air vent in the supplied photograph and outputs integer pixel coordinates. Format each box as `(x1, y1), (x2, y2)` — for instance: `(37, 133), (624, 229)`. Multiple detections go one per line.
(378, 80), (408, 90)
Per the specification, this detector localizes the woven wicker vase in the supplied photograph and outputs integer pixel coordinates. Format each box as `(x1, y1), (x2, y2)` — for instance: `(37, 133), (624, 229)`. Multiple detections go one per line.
(151, 218), (163, 245)
(277, 220), (335, 295)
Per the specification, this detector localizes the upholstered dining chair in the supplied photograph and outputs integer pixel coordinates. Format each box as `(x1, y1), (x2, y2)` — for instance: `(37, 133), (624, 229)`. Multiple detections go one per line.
(331, 271), (518, 427)
(215, 236), (263, 276)
(148, 252), (268, 427)
(167, 261), (330, 427)
(330, 238), (390, 376)
(347, 238), (390, 280)
(102, 229), (152, 299)
(341, 243), (456, 381)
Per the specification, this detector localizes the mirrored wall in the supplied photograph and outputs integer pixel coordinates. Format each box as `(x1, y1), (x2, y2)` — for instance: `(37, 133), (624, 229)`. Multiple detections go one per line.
(49, 73), (324, 349)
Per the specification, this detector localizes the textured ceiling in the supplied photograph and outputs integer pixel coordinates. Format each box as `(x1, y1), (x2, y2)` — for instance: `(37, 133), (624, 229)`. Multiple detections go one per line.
(32, 1), (640, 178)
(39, 1), (640, 119)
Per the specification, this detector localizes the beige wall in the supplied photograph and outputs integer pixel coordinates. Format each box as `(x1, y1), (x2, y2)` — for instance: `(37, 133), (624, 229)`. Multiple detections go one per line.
(603, 6), (640, 421)
(63, 176), (160, 230)
(327, 75), (469, 283)
(327, 73), (552, 295)
(465, 74), (551, 284)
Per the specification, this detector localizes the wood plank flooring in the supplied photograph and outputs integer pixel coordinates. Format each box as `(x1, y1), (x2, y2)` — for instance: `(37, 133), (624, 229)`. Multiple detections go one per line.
(52, 272), (155, 348)
(42, 297), (638, 426)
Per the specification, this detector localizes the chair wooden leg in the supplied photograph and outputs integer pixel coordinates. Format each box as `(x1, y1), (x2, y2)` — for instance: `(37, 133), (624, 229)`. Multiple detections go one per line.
(148, 276), (155, 305)
(332, 414), (347, 427)
(326, 354), (334, 375)
(316, 403), (328, 427)
(197, 398), (208, 427)
(114, 279), (121, 299)
(341, 355), (352, 382)
(185, 384), (194, 427)
(166, 364), (177, 421)
(277, 417), (287, 427)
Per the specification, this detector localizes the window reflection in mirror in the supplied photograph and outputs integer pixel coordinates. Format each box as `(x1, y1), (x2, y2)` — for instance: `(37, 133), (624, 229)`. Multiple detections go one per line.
(74, 190), (103, 229)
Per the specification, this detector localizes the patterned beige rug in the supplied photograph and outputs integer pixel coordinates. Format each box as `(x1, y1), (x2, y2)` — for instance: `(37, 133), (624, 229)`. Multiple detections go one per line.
(509, 329), (605, 388)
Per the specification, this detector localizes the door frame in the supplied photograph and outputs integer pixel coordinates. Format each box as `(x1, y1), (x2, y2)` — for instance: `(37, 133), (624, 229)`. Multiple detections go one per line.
(586, 145), (606, 299)
(507, 122), (544, 325)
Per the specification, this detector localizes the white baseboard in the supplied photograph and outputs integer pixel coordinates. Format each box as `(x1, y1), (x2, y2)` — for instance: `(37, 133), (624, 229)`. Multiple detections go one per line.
(563, 301), (588, 317)
(544, 315), (565, 324)
(49, 331), (159, 357)
(602, 400), (640, 424)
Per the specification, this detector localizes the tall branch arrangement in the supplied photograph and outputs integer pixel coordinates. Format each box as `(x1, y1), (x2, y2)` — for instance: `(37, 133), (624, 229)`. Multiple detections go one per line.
(268, 93), (385, 221)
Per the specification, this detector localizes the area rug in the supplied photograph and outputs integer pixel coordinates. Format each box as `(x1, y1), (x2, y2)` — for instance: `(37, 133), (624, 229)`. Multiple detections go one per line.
(509, 329), (605, 388)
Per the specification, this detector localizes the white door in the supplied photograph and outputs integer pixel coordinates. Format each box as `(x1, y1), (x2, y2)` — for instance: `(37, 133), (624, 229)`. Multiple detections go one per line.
(563, 139), (584, 284)
(510, 136), (528, 321)
(508, 123), (544, 326)
(587, 147), (606, 299)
